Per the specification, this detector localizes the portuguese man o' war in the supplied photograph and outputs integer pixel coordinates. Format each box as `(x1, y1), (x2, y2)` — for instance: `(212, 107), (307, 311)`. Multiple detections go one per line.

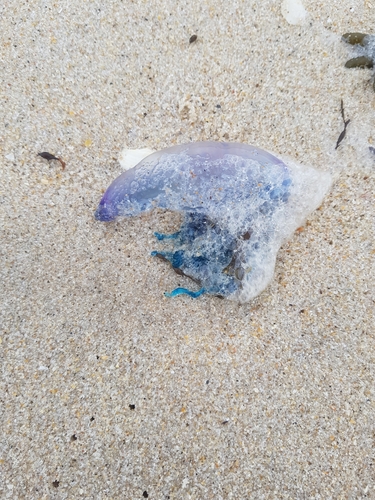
(95, 142), (331, 303)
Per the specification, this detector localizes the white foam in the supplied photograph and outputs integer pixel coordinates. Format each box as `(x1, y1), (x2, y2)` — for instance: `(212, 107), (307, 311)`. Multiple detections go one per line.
(234, 158), (332, 303)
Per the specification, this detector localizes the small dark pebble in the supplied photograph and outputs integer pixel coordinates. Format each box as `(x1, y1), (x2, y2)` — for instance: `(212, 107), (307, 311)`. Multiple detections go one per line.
(52, 481), (59, 488)
(70, 434), (77, 441)
(143, 491), (149, 498)
(369, 146), (375, 155)
(222, 420), (229, 425)
(90, 416), (95, 421)
(189, 34), (197, 44)
(216, 104), (221, 109)
(129, 404), (136, 410)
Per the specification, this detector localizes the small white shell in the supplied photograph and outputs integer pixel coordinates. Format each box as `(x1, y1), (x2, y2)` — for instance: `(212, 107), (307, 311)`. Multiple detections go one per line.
(281, 0), (307, 25)
(119, 147), (155, 171)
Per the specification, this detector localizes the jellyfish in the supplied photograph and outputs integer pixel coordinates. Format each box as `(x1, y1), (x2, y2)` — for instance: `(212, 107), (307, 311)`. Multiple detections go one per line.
(95, 142), (331, 302)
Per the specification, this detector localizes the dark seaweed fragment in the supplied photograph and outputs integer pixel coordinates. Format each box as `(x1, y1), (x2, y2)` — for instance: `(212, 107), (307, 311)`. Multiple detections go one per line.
(38, 152), (59, 161)
(335, 100), (350, 150)
(342, 32), (375, 92)
(335, 121), (350, 150)
(38, 152), (66, 170)
(345, 56), (373, 69)
(342, 33), (369, 46)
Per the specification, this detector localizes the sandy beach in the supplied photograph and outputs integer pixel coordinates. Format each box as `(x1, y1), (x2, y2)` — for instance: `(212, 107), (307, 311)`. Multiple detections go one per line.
(1, 0), (375, 498)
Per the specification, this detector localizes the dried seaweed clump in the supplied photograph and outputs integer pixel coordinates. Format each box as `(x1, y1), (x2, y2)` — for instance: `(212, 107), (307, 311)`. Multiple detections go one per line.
(342, 32), (375, 91)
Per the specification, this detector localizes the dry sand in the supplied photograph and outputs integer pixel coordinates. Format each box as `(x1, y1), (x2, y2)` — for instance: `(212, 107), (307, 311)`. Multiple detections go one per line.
(1, 0), (375, 498)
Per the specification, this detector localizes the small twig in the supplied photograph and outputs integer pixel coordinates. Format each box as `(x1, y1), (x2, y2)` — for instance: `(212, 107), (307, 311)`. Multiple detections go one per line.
(335, 100), (350, 150)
